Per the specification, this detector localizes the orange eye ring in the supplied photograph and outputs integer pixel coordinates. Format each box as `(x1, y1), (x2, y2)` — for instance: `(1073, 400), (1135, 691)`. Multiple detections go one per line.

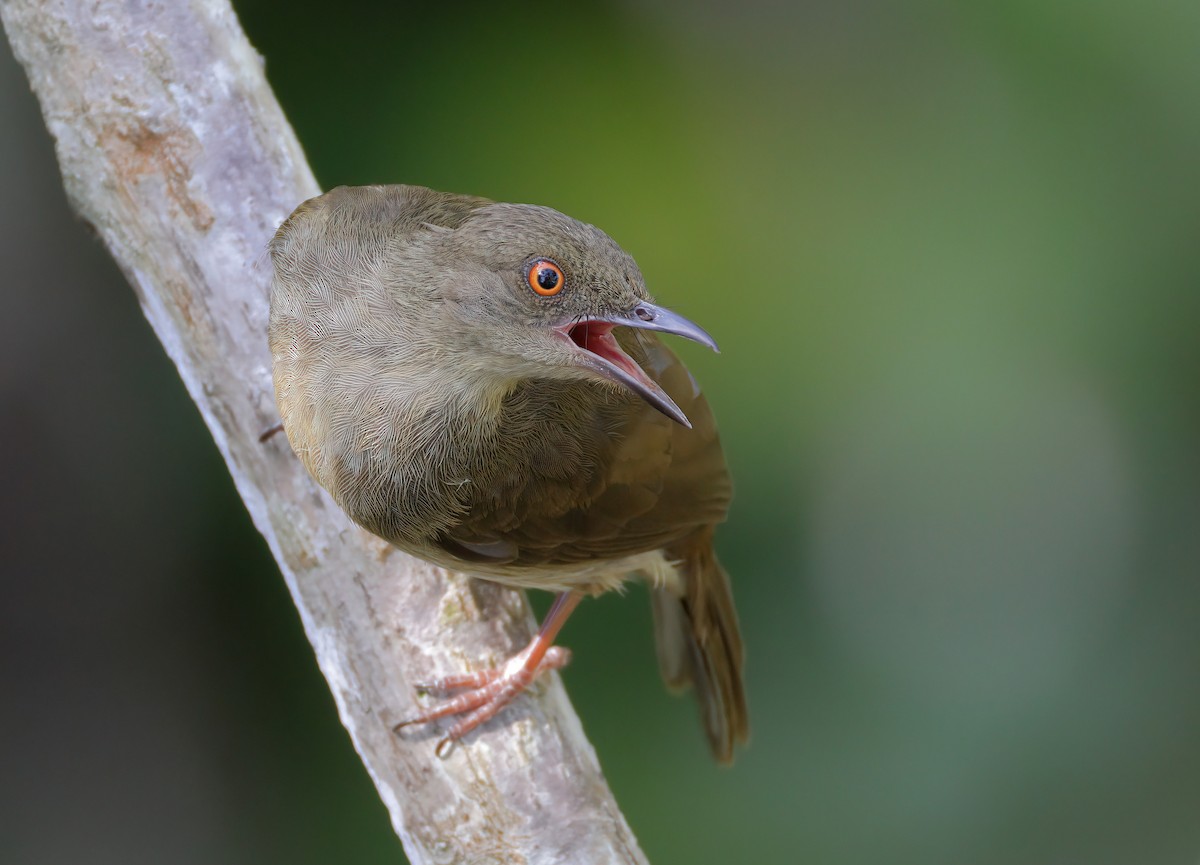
(527, 259), (564, 296)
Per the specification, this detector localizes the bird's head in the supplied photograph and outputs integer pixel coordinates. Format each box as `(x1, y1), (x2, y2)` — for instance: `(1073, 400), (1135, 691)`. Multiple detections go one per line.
(423, 202), (717, 428)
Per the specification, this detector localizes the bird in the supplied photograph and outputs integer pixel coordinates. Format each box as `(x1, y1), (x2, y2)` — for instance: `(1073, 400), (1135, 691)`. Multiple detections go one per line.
(267, 184), (748, 762)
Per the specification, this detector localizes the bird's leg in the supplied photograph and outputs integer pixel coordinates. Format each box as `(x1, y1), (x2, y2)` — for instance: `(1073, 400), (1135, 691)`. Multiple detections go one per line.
(416, 646), (572, 695)
(258, 421), (285, 443)
(396, 590), (583, 757)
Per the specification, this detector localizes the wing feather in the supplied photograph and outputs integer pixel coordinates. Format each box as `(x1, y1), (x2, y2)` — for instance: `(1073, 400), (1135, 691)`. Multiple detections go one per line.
(435, 331), (731, 568)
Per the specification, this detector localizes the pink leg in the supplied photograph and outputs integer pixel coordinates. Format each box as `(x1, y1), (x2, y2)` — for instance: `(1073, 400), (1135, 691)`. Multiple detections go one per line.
(416, 646), (572, 695)
(395, 591), (583, 757)
(258, 421), (285, 443)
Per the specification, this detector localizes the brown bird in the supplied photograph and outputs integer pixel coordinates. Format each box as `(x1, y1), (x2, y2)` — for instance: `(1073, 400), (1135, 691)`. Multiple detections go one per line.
(268, 184), (748, 761)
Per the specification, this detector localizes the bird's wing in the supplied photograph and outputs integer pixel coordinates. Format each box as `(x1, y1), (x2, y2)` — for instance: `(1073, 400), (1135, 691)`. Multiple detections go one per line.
(436, 330), (732, 568)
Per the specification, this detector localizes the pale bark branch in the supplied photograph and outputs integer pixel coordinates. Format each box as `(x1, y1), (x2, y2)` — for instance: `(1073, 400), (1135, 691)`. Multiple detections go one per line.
(0, 2), (648, 862)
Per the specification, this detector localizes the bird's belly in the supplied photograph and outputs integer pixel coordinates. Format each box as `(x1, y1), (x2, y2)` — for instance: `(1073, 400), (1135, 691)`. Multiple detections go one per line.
(410, 542), (681, 596)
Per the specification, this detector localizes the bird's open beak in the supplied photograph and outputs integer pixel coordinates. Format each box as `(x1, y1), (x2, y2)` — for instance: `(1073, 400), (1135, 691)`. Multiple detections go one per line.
(557, 301), (718, 428)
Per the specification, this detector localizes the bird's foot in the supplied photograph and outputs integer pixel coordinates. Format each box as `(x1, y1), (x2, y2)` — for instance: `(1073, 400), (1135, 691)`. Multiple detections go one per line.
(395, 644), (572, 757)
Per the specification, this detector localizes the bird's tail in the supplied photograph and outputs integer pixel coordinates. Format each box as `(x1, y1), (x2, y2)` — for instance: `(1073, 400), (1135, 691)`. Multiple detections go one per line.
(652, 527), (749, 763)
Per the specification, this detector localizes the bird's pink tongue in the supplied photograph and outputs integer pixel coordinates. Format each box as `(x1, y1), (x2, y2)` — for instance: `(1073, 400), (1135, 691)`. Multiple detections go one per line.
(568, 321), (652, 386)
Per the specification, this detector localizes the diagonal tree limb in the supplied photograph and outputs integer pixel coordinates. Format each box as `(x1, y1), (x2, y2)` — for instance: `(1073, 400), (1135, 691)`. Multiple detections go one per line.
(0, 1), (649, 862)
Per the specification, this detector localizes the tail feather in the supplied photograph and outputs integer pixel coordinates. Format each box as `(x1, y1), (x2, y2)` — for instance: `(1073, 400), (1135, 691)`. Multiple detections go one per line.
(652, 527), (749, 763)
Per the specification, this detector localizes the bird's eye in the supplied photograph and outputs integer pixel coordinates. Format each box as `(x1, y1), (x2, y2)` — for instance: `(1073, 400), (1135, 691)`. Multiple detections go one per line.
(527, 259), (564, 296)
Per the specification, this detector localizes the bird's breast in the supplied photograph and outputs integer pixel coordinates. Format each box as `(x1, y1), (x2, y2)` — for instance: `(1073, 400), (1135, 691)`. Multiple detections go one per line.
(292, 358), (643, 561)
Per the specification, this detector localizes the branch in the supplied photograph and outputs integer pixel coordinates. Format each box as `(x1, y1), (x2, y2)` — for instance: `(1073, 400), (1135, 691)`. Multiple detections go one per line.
(0, 2), (648, 862)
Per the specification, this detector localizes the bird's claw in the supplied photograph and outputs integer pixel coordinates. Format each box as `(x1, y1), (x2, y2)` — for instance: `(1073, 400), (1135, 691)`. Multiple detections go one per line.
(394, 646), (573, 753)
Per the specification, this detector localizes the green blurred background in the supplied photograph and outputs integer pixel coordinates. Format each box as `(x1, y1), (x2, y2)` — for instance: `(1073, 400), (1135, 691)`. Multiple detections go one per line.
(3, 1), (1200, 863)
